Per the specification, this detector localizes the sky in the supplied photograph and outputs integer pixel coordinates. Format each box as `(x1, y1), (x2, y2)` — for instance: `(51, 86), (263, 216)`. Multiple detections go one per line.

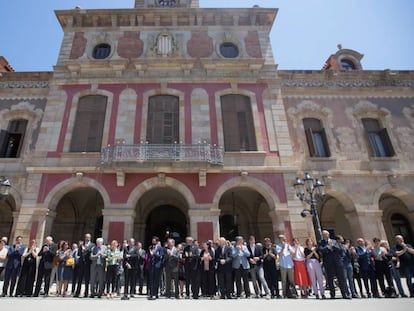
(0, 0), (413, 72)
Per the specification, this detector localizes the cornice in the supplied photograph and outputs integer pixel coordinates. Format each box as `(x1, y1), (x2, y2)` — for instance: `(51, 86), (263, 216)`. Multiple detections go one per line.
(55, 7), (277, 32)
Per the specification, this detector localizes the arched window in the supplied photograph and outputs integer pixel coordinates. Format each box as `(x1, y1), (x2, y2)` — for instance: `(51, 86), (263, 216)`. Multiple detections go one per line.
(221, 95), (257, 152)
(340, 59), (356, 71)
(303, 118), (330, 157)
(362, 118), (395, 157)
(92, 43), (111, 59)
(0, 119), (28, 158)
(391, 214), (414, 245)
(70, 95), (108, 152)
(146, 95), (179, 144)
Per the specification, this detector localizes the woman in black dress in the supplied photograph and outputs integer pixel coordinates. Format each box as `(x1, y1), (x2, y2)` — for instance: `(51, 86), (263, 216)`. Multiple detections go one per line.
(16, 239), (38, 297)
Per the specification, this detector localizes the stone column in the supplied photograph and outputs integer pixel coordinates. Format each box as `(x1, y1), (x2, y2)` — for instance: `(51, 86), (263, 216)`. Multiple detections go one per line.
(188, 207), (220, 242)
(102, 206), (135, 243)
(345, 209), (387, 241)
(269, 208), (294, 241)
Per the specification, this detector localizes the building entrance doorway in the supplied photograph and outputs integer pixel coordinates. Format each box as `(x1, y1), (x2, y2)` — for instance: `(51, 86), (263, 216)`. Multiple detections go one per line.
(144, 205), (187, 247)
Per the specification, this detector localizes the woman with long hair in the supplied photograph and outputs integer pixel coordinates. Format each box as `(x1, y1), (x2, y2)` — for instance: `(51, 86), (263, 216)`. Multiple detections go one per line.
(304, 238), (325, 299)
(16, 239), (38, 297)
(292, 238), (311, 298)
(105, 240), (122, 298)
(57, 241), (73, 297)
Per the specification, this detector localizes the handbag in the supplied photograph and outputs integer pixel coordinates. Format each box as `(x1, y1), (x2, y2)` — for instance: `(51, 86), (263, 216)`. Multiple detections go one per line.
(65, 256), (75, 267)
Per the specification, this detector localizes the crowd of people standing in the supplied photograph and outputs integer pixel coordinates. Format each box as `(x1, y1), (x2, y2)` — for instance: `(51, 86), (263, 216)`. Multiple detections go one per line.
(0, 231), (413, 300)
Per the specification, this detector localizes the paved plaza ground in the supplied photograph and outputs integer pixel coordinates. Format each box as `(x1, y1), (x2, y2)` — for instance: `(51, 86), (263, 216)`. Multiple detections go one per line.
(0, 295), (413, 311)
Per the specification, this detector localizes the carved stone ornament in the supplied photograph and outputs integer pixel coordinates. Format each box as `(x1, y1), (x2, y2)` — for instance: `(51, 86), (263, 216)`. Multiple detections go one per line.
(282, 79), (414, 88)
(0, 81), (49, 89)
(148, 30), (179, 57)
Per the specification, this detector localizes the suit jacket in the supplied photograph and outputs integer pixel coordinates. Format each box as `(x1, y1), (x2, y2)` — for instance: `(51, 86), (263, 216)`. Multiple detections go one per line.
(183, 244), (200, 271)
(231, 245), (250, 270)
(318, 238), (342, 266)
(164, 246), (180, 272)
(148, 244), (164, 269)
(78, 241), (95, 266)
(38, 243), (57, 270)
(215, 245), (233, 273)
(247, 244), (264, 267)
(90, 245), (107, 269)
(123, 245), (139, 270)
(6, 244), (25, 269)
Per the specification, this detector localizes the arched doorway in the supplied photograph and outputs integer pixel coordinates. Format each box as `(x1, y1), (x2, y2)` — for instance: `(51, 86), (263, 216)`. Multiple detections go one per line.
(218, 188), (273, 242)
(380, 193), (414, 245)
(145, 205), (187, 247)
(0, 195), (15, 239)
(134, 187), (189, 248)
(319, 195), (353, 240)
(51, 188), (104, 243)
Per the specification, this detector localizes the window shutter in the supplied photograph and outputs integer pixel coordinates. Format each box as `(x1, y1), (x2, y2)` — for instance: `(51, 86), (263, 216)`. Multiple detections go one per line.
(321, 128), (331, 157)
(379, 128), (395, 157)
(305, 128), (316, 157)
(146, 96), (179, 144)
(366, 132), (377, 157)
(70, 95), (107, 152)
(0, 130), (10, 157)
(221, 95), (257, 152)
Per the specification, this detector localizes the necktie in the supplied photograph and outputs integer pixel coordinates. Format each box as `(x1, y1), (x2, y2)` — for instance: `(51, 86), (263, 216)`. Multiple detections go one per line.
(97, 247), (101, 265)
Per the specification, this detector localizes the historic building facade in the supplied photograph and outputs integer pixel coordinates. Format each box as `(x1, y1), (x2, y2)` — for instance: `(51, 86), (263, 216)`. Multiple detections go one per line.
(0, 0), (413, 246)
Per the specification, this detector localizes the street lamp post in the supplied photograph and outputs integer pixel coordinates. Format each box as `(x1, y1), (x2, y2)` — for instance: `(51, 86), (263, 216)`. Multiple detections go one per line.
(0, 177), (11, 198)
(293, 172), (325, 243)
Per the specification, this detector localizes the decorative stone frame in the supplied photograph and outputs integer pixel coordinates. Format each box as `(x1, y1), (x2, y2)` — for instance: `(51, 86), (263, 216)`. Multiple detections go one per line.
(216, 32), (243, 59)
(214, 88), (263, 152)
(345, 100), (399, 158)
(287, 100), (337, 158)
(140, 88), (185, 144)
(86, 32), (117, 60)
(0, 101), (44, 157)
(63, 89), (114, 153)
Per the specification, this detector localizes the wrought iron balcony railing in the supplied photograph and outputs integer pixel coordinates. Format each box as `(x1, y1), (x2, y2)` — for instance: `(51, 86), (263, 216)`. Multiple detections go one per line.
(101, 143), (224, 165)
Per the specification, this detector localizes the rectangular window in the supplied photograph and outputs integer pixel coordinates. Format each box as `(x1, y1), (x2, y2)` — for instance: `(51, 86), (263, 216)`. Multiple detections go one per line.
(303, 118), (330, 158)
(221, 95), (257, 152)
(70, 95), (107, 152)
(362, 118), (395, 157)
(0, 119), (28, 158)
(146, 96), (179, 144)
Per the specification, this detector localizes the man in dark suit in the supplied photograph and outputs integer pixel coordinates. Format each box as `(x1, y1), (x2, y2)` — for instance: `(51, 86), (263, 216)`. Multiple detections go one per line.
(247, 236), (271, 299)
(318, 230), (350, 299)
(183, 236), (200, 299)
(2, 236), (24, 297)
(90, 238), (106, 298)
(34, 236), (57, 297)
(74, 233), (95, 298)
(215, 237), (233, 299)
(147, 236), (164, 300)
(122, 238), (139, 300)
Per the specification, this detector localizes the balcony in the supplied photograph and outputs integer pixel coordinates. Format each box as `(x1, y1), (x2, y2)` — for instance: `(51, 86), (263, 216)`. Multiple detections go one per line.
(101, 143), (224, 166)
